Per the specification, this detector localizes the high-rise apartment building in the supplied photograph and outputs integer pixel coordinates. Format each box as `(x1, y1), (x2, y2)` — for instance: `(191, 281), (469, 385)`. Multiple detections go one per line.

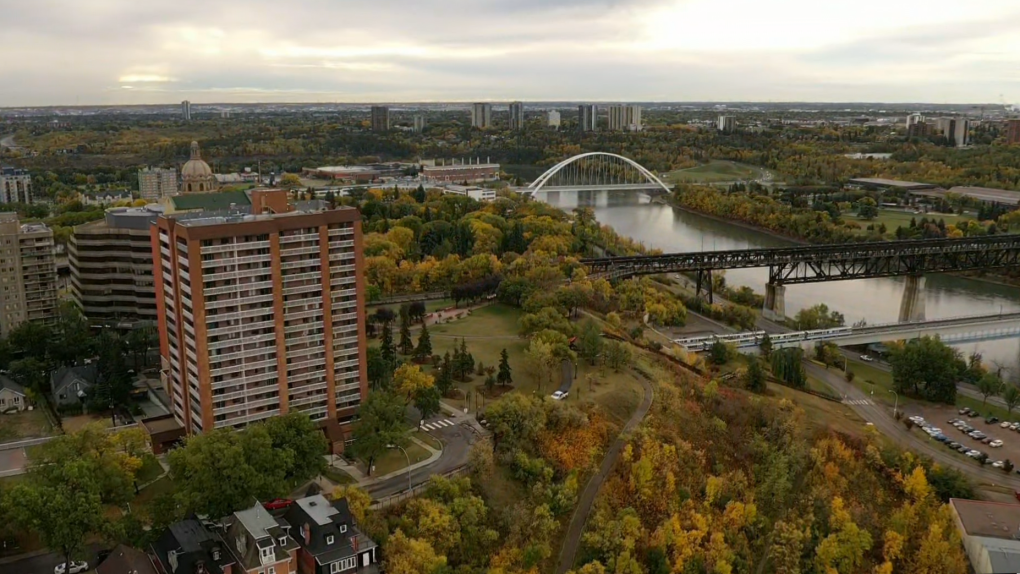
(182, 100), (192, 121)
(471, 103), (492, 129)
(906, 113), (924, 128)
(152, 203), (366, 435)
(69, 206), (162, 326)
(508, 102), (524, 131)
(0, 213), (58, 338)
(0, 167), (32, 204)
(370, 106), (390, 132)
(413, 115), (426, 133)
(138, 167), (178, 201)
(608, 105), (642, 131)
(578, 105), (597, 132)
(953, 119), (970, 147)
(1008, 119), (1020, 145)
(718, 115), (737, 132)
(548, 110), (561, 128)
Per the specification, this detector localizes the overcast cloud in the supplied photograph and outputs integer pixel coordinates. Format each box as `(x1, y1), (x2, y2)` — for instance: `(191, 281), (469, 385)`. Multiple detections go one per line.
(1, 0), (1019, 106)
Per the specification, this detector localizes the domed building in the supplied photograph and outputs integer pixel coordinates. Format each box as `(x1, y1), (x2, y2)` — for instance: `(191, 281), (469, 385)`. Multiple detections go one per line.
(181, 141), (218, 193)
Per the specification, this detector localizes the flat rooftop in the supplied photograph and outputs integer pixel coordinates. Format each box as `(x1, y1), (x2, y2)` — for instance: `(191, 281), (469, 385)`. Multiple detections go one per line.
(848, 177), (937, 190)
(951, 498), (1020, 539)
(141, 415), (184, 434)
(312, 166), (376, 174)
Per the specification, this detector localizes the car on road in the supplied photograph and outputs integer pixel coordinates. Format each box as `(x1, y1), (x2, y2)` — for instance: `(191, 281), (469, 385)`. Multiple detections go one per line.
(860, 355), (874, 362)
(991, 439), (1004, 448)
(987, 416), (1000, 424)
(993, 460), (1005, 468)
(1002, 421), (1012, 428)
(960, 407), (973, 415)
(264, 498), (293, 510)
(551, 390), (568, 401)
(909, 415), (925, 424)
(54, 562), (89, 574)
(1011, 423), (1020, 431)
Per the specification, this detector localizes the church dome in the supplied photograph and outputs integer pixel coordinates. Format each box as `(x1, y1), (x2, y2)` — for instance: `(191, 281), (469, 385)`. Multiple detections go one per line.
(181, 141), (213, 178)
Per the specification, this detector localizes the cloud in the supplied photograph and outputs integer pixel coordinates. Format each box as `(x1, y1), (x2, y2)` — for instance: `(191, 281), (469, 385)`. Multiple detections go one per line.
(0, 0), (1019, 105)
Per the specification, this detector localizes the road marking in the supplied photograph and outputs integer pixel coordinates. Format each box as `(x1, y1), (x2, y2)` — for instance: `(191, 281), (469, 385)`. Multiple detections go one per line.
(437, 419), (454, 427)
(843, 399), (873, 406)
(421, 423), (436, 430)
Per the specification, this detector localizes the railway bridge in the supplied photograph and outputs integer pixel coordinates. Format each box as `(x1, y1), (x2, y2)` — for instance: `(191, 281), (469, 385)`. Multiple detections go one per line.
(582, 235), (1020, 321)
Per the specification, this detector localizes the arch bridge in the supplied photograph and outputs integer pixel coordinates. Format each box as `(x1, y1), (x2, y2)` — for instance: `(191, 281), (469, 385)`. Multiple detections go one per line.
(522, 152), (672, 195)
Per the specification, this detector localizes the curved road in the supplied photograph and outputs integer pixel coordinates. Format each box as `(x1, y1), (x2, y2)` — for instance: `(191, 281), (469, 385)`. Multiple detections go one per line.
(557, 374), (654, 574)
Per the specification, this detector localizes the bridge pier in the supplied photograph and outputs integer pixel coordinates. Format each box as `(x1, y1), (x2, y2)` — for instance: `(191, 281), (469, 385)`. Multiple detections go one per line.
(898, 275), (926, 323)
(763, 283), (786, 321)
(695, 269), (714, 304)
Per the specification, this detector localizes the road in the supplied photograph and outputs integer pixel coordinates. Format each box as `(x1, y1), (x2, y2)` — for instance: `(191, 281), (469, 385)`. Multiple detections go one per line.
(0, 543), (105, 574)
(557, 374), (654, 574)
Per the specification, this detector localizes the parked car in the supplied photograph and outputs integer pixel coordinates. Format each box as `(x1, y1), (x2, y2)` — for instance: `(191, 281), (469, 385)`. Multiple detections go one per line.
(993, 460), (1005, 468)
(967, 410), (980, 417)
(934, 434), (949, 442)
(991, 439), (1004, 448)
(909, 415), (925, 424)
(860, 355), (874, 362)
(948, 442), (961, 449)
(551, 390), (569, 401)
(987, 416), (1000, 424)
(966, 450), (982, 458)
(959, 407), (973, 415)
(1010, 423), (1020, 431)
(957, 445), (970, 453)
(983, 437), (994, 444)
(54, 562), (88, 574)
(1002, 421), (1012, 428)
(264, 498), (293, 510)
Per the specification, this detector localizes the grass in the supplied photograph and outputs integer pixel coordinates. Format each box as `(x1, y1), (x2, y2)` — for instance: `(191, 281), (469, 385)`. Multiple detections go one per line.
(372, 442), (431, 476)
(665, 160), (765, 184)
(414, 430), (443, 451)
(0, 409), (53, 441)
(769, 383), (870, 438)
(130, 476), (175, 521)
(61, 413), (113, 433)
(323, 466), (356, 485)
(853, 208), (972, 234)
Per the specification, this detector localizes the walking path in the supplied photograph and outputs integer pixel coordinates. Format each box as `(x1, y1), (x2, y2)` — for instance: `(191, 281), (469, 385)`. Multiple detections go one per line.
(557, 373), (654, 574)
(322, 435), (443, 489)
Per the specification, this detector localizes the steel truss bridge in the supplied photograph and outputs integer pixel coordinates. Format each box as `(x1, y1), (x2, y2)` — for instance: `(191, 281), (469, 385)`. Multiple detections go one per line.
(674, 311), (1020, 352)
(520, 152), (672, 195)
(583, 235), (1020, 284)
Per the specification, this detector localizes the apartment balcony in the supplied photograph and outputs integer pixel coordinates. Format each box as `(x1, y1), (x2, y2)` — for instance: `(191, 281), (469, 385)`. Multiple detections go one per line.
(200, 240), (270, 255)
(327, 227), (354, 237)
(202, 253), (271, 268)
(329, 275), (356, 288)
(328, 239), (355, 249)
(204, 280), (273, 297)
(214, 408), (280, 429)
(282, 283), (321, 297)
(335, 381), (361, 393)
(336, 358), (360, 369)
(279, 233), (320, 244)
(282, 271), (321, 283)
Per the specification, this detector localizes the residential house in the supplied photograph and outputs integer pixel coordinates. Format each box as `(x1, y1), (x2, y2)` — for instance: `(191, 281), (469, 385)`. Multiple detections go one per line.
(222, 502), (300, 574)
(50, 364), (98, 407)
(284, 495), (379, 574)
(150, 518), (235, 574)
(97, 544), (158, 574)
(0, 375), (27, 412)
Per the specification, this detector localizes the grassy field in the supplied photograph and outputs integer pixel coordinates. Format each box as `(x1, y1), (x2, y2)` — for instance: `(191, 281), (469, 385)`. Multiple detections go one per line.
(665, 160), (765, 184)
(0, 409), (53, 441)
(768, 384), (870, 438)
(853, 208), (972, 233)
(62, 414), (113, 433)
(372, 442), (431, 476)
(323, 466), (356, 485)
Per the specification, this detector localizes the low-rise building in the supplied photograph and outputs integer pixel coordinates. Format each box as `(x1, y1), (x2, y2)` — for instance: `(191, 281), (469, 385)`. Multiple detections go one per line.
(51, 364), (97, 407)
(0, 375), (27, 412)
(950, 498), (1020, 574)
(223, 502), (301, 574)
(421, 160), (499, 184)
(96, 544), (158, 574)
(443, 185), (496, 202)
(79, 191), (134, 206)
(284, 495), (379, 574)
(150, 518), (234, 574)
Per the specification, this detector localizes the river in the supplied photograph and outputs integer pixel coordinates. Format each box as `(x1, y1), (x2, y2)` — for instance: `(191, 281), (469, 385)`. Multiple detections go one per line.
(542, 190), (1020, 372)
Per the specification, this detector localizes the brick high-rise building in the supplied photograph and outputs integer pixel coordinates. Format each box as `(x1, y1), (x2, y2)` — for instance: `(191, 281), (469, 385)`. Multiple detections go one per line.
(0, 213), (58, 338)
(370, 106), (389, 132)
(1008, 119), (1020, 145)
(152, 203), (366, 436)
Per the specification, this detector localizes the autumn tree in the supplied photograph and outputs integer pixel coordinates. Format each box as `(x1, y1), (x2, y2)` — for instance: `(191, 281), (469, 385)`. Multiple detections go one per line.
(1005, 384), (1020, 416)
(745, 358), (767, 393)
(604, 340), (631, 372)
(393, 363), (435, 403)
(384, 529), (447, 574)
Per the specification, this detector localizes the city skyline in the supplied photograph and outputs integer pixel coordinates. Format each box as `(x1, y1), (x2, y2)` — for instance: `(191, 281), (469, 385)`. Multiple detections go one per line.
(3, 0), (1020, 107)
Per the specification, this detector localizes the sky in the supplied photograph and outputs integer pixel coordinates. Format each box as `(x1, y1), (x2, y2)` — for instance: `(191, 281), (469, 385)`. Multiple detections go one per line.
(3, 0), (1020, 106)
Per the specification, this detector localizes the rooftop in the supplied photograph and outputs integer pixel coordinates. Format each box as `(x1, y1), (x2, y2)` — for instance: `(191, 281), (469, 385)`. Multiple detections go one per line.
(313, 166), (377, 174)
(235, 504), (279, 539)
(296, 494), (339, 526)
(951, 498), (1020, 539)
(848, 177), (937, 190)
(170, 190), (251, 211)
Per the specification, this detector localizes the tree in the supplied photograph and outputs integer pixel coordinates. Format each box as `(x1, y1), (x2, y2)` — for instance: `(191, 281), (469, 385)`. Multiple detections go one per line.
(380, 322), (396, 366)
(578, 320), (604, 366)
(415, 323), (433, 362)
(280, 173), (302, 188)
(1004, 385), (1020, 417)
(436, 352), (455, 396)
(745, 358), (767, 393)
(393, 363), (435, 403)
(890, 336), (963, 404)
(415, 385), (442, 425)
(523, 339), (557, 391)
(455, 339), (475, 381)
(399, 313), (414, 356)
(484, 373), (496, 393)
(497, 348), (513, 387)
(605, 341), (632, 372)
(857, 197), (879, 220)
(331, 485), (372, 524)
(710, 340), (730, 365)
(348, 391), (410, 476)
(384, 529), (447, 574)
(261, 413), (328, 482)
(408, 301), (427, 324)
(792, 303), (845, 331)
(366, 346), (391, 390)
(978, 373), (1004, 405)
(483, 393), (547, 453)
(760, 332), (773, 358)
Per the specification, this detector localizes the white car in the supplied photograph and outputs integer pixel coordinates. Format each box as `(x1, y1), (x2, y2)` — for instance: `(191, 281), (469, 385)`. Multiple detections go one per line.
(1001, 421), (1012, 428)
(991, 439), (1004, 448)
(550, 390), (568, 401)
(54, 562), (88, 574)
(1010, 423), (1020, 431)
(909, 416), (925, 424)
(860, 355), (874, 362)
(967, 450), (983, 458)
(993, 460), (1005, 468)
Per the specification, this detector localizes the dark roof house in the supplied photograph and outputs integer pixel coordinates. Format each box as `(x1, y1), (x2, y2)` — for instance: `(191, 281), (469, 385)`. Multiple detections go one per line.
(97, 543), (158, 574)
(149, 518), (234, 574)
(284, 495), (379, 574)
(50, 364), (98, 406)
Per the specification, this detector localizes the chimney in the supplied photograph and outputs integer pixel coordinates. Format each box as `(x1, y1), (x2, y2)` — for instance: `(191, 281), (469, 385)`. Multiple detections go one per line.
(303, 523), (311, 546)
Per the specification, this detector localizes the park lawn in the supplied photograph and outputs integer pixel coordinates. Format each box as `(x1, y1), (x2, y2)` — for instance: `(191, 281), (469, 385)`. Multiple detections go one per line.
(665, 160), (764, 184)
(128, 476), (175, 522)
(0, 409), (53, 441)
(413, 430), (443, 451)
(322, 466), (356, 485)
(853, 209), (972, 235)
(371, 442), (431, 477)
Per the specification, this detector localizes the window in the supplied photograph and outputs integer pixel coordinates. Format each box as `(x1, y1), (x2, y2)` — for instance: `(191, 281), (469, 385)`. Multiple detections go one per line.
(326, 535), (334, 544)
(339, 524), (347, 534)
(260, 546), (273, 562)
(278, 536), (287, 546)
(268, 568), (276, 574)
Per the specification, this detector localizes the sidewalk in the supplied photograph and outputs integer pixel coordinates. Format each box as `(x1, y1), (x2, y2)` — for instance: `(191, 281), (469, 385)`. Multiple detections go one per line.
(322, 435), (443, 489)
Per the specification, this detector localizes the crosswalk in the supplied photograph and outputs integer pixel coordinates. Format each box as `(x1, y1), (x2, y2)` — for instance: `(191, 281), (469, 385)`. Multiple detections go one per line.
(843, 398), (873, 406)
(420, 419), (457, 431)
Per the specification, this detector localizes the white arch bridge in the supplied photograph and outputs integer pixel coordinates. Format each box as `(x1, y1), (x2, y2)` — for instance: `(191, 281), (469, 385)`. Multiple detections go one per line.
(515, 152), (673, 196)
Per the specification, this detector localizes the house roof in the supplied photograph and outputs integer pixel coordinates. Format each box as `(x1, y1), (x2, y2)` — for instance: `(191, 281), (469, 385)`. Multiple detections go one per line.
(50, 365), (97, 397)
(96, 544), (157, 574)
(0, 375), (26, 397)
(150, 518), (232, 574)
(170, 190), (251, 211)
(284, 495), (359, 561)
(224, 502), (299, 571)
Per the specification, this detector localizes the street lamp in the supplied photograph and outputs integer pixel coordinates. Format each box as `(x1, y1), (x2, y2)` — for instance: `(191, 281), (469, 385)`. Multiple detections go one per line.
(888, 389), (899, 417)
(387, 444), (412, 493)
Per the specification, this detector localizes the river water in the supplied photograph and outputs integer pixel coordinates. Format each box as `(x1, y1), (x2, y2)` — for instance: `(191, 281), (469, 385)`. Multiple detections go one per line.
(542, 191), (1020, 371)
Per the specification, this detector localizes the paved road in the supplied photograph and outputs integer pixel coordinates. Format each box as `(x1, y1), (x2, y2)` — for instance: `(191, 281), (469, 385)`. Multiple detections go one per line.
(557, 374), (654, 574)
(0, 543), (105, 574)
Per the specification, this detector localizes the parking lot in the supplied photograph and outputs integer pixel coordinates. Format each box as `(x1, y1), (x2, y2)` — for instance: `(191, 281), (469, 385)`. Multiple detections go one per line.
(903, 402), (1020, 472)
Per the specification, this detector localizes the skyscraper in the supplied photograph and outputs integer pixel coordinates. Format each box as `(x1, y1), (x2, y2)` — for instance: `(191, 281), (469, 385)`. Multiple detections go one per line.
(413, 115), (426, 133)
(181, 100), (192, 121)
(138, 167), (179, 201)
(370, 106), (390, 132)
(608, 105), (642, 131)
(717, 115), (736, 132)
(953, 119), (970, 147)
(0, 167), (32, 204)
(547, 110), (561, 128)
(508, 102), (524, 131)
(578, 105), (597, 132)
(471, 103), (492, 129)
(1008, 119), (1020, 145)
(152, 202), (367, 435)
(0, 213), (58, 338)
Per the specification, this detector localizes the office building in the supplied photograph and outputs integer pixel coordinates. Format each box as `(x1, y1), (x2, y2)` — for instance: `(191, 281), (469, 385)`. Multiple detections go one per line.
(138, 167), (178, 201)
(953, 119), (971, 147)
(508, 102), (524, 131)
(442, 184), (497, 202)
(906, 112), (924, 128)
(153, 201), (367, 436)
(0, 167), (32, 204)
(413, 115), (426, 133)
(370, 106), (389, 132)
(1008, 119), (1020, 145)
(69, 205), (163, 326)
(608, 104), (642, 131)
(0, 213), (58, 338)
(548, 110), (561, 128)
(578, 105), (597, 132)
(181, 100), (192, 121)
(935, 117), (957, 140)
(471, 103), (492, 129)
(421, 159), (500, 183)
(950, 498), (1020, 574)
(718, 115), (737, 132)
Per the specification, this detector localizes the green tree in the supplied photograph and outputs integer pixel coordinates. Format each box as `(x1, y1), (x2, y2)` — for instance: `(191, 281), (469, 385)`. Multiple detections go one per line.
(399, 313), (414, 356)
(415, 385), (442, 425)
(577, 320), (604, 366)
(605, 341), (632, 372)
(347, 390), (409, 475)
(1004, 385), (1020, 417)
(261, 412), (328, 482)
(415, 323), (433, 362)
(366, 346), (391, 390)
(792, 303), (845, 331)
(436, 352), (455, 396)
(497, 348), (513, 387)
(978, 373), (1004, 406)
(380, 322), (396, 366)
(710, 340), (730, 365)
(745, 358), (767, 393)
(455, 339), (475, 381)
(857, 197), (879, 220)
(889, 336), (963, 404)
(483, 393), (547, 453)
(760, 332), (773, 358)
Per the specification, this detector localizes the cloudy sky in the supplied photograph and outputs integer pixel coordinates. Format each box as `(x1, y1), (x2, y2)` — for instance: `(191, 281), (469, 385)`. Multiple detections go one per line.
(3, 0), (1020, 106)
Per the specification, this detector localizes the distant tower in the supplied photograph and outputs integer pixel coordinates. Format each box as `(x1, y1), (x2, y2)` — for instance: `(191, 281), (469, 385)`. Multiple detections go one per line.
(471, 103), (492, 129)
(413, 115), (426, 133)
(370, 106), (389, 132)
(547, 110), (561, 129)
(181, 100), (192, 121)
(508, 102), (524, 131)
(717, 115), (736, 132)
(608, 104), (642, 131)
(578, 105), (597, 132)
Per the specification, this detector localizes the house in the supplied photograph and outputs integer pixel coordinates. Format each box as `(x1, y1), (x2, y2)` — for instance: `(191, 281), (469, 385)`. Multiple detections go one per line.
(0, 375), (27, 412)
(149, 518), (235, 574)
(284, 495), (379, 574)
(97, 543), (158, 574)
(222, 502), (300, 574)
(50, 364), (98, 406)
